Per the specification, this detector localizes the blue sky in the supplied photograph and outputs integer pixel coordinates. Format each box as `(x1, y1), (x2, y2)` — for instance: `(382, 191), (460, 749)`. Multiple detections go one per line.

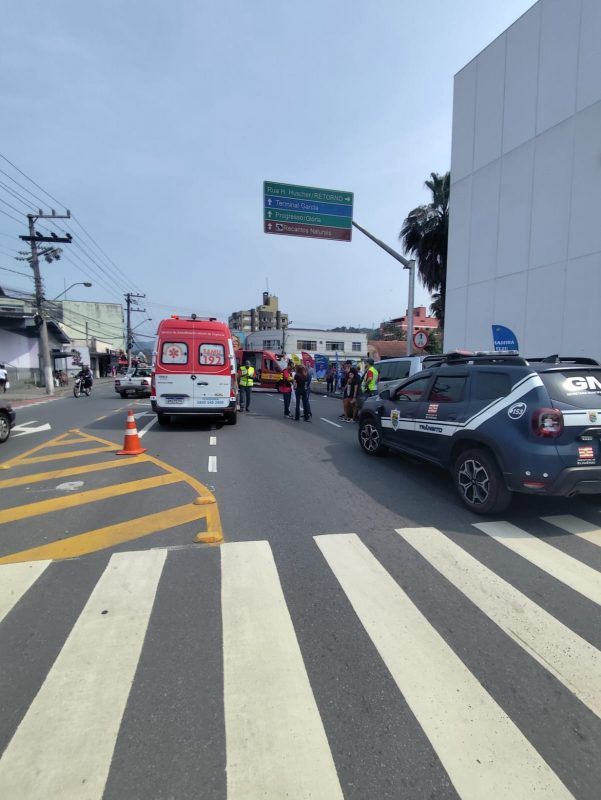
(1, 0), (534, 337)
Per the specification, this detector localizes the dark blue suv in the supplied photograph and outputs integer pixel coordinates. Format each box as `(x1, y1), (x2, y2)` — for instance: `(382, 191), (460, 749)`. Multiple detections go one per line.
(358, 353), (601, 514)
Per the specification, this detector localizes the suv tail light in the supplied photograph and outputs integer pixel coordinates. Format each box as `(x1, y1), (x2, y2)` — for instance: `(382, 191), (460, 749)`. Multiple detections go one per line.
(230, 374), (237, 398)
(532, 407), (563, 438)
(150, 373), (156, 398)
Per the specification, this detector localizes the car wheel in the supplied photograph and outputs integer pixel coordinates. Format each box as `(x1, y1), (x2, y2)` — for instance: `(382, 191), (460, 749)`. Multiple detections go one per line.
(358, 418), (385, 456)
(157, 412), (170, 425)
(453, 448), (511, 515)
(226, 411), (237, 425)
(0, 411), (10, 443)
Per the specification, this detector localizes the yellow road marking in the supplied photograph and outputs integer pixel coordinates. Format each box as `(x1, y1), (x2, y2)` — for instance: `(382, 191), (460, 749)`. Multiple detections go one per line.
(0, 456), (148, 490)
(45, 437), (99, 447)
(0, 473), (182, 526)
(0, 428), (223, 557)
(16, 446), (115, 465)
(0, 504), (208, 563)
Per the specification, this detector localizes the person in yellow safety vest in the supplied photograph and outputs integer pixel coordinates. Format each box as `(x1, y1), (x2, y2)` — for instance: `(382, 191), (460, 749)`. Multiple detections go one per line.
(238, 360), (256, 412)
(361, 358), (379, 398)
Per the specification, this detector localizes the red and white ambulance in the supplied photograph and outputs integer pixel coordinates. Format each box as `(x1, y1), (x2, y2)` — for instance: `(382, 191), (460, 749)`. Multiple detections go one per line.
(151, 315), (238, 425)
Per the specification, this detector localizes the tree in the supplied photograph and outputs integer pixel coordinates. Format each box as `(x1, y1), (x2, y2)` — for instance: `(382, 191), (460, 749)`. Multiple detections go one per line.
(399, 172), (449, 329)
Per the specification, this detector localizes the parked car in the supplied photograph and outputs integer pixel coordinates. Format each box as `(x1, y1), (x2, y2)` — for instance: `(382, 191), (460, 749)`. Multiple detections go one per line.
(115, 366), (152, 398)
(0, 402), (16, 443)
(358, 352), (601, 514)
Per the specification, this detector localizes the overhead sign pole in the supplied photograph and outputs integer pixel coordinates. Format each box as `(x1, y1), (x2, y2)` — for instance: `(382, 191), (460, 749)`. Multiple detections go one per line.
(351, 221), (416, 356)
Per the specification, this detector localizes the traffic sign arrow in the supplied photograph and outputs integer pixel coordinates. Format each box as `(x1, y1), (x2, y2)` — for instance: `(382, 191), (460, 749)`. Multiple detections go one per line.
(11, 421), (52, 437)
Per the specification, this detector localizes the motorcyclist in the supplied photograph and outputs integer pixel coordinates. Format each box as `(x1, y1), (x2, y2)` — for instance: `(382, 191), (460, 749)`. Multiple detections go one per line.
(76, 364), (93, 389)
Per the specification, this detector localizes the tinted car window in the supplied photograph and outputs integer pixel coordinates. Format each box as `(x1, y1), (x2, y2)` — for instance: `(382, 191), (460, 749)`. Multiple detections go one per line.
(471, 372), (512, 401)
(540, 370), (601, 408)
(377, 360), (410, 382)
(428, 376), (466, 403)
(393, 374), (431, 402)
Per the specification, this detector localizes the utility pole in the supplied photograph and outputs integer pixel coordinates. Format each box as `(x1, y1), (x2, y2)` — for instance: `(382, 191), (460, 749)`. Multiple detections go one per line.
(19, 211), (73, 395)
(351, 221), (416, 356)
(124, 292), (146, 367)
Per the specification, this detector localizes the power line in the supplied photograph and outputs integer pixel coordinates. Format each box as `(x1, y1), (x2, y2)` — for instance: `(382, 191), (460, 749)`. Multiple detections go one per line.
(0, 181), (37, 212)
(0, 151), (66, 209)
(71, 216), (142, 294)
(0, 167), (50, 209)
(0, 196), (26, 217)
(0, 207), (21, 225)
(0, 264), (32, 278)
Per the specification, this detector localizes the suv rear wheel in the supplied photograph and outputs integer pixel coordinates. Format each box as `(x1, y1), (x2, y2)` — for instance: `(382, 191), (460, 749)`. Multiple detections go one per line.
(453, 448), (511, 515)
(358, 418), (386, 456)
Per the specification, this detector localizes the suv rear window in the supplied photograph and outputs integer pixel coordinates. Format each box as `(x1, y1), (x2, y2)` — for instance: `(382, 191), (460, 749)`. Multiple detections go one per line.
(540, 370), (601, 408)
(161, 342), (188, 364)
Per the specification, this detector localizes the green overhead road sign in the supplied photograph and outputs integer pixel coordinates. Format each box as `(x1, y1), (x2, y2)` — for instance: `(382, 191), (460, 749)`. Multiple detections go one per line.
(264, 181), (353, 242)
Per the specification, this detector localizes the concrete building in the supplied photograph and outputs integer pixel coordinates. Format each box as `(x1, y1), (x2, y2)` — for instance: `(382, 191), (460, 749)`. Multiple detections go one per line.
(381, 306), (439, 336)
(244, 327), (368, 361)
(51, 299), (125, 377)
(444, 0), (601, 358)
(0, 288), (71, 387)
(228, 292), (289, 333)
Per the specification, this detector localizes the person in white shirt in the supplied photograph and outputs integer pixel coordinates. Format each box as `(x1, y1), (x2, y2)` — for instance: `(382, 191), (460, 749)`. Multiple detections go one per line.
(0, 364), (7, 392)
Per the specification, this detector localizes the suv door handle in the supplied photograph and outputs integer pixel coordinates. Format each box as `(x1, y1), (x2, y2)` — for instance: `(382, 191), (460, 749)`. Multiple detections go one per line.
(197, 381), (209, 386)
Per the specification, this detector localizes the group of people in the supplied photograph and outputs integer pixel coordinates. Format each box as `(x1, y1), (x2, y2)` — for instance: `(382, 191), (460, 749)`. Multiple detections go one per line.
(237, 359), (313, 421)
(236, 357), (378, 424)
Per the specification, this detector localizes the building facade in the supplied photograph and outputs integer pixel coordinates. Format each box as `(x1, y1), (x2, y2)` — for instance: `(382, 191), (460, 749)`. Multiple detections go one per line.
(228, 292), (289, 333)
(244, 327), (368, 361)
(52, 299), (125, 377)
(381, 306), (439, 336)
(444, 0), (601, 357)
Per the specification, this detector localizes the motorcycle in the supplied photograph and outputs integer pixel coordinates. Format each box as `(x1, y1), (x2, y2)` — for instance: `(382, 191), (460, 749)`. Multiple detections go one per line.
(73, 376), (92, 397)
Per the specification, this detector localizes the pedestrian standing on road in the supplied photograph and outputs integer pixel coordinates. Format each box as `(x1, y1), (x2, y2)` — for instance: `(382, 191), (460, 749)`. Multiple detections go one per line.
(293, 363), (312, 421)
(280, 360), (294, 418)
(361, 358), (379, 399)
(326, 365), (336, 394)
(306, 364), (315, 399)
(338, 361), (352, 420)
(0, 363), (7, 392)
(238, 360), (256, 412)
(342, 367), (360, 422)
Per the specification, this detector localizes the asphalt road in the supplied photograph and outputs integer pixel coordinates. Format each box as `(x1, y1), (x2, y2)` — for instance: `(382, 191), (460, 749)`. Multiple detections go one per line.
(1, 383), (600, 799)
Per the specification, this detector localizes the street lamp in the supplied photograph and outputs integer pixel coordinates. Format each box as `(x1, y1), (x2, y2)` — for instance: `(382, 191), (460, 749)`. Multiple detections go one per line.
(52, 282), (92, 301)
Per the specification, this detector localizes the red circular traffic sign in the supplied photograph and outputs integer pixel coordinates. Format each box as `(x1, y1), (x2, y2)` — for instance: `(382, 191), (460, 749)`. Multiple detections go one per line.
(413, 331), (429, 349)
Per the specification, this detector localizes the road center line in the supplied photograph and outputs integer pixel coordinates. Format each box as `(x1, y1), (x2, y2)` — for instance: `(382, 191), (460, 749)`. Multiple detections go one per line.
(209, 436), (217, 446)
(321, 418), (342, 428)
(208, 455), (217, 472)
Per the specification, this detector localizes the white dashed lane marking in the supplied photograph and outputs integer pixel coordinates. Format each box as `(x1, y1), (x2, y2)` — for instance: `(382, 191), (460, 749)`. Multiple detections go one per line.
(210, 436), (217, 446)
(208, 456), (217, 472)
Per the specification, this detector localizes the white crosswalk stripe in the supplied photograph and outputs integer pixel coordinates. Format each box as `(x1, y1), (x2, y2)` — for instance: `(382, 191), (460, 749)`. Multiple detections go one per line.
(1, 515), (600, 798)
(474, 520), (601, 606)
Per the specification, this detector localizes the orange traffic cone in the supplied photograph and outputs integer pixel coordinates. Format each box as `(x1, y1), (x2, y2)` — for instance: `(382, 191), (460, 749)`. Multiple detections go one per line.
(117, 408), (147, 455)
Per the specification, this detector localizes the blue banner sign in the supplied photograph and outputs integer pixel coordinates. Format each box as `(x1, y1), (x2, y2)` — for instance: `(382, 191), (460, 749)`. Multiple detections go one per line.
(492, 324), (519, 352)
(314, 354), (329, 380)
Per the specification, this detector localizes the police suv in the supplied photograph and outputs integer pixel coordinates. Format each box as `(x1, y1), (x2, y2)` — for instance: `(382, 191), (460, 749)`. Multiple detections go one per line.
(358, 352), (601, 514)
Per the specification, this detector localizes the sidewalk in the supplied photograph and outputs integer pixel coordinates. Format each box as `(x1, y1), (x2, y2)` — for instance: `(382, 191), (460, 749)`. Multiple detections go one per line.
(5, 378), (114, 406)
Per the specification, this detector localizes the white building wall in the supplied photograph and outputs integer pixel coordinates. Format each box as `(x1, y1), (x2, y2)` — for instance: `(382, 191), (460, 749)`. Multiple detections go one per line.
(244, 328), (367, 361)
(445, 0), (601, 358)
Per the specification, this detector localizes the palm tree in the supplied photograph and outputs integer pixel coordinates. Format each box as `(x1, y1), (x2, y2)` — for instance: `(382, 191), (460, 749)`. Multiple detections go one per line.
(399, 172), (450, 328)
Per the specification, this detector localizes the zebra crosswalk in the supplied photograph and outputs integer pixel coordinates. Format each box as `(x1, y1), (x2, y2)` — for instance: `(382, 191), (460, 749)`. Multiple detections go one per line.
(1, 515), (600, 799)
